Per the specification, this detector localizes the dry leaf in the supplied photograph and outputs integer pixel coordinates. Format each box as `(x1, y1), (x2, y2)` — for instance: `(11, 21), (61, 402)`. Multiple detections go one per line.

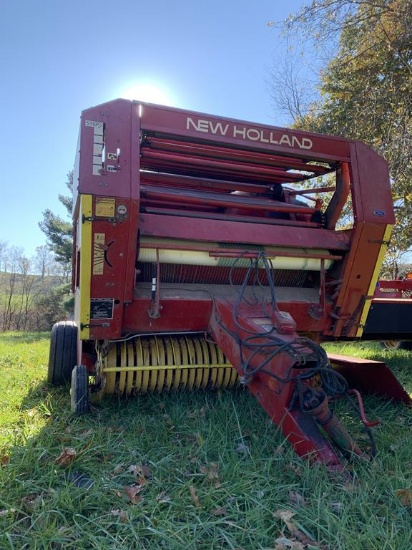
(55, 447), (76, 466)
(128, 463), (151, 479)
(274, 536), (304, 549)
(273, 509), (321, 548)
(189, 485), (202, 508)
(289, 490), (306, 507)
(273, 509), (296, 532)
(124, 484), (143, 504)
(199, 462), (221, 487)
(395, 489), (412, 508)
(1, 454), (10, 466)
(156, 491), (172, 503)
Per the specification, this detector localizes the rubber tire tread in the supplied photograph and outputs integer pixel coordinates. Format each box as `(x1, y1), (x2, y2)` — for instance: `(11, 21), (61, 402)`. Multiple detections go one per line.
(48, 321), (78, 386)
(71, 365), (90, 415)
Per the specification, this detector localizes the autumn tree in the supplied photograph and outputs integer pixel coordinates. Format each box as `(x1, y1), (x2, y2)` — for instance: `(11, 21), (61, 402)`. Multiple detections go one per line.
(271, 0), (412, 270)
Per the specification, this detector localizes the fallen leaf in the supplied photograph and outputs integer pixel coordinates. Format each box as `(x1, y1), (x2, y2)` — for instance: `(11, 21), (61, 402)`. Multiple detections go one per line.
(189, 485), (202, 508)
(274, 536), (304, 549)
(128, 463), (152, 479)
(199, 462), (221, 487)
(235, 442), (249, 454)
(395, 489), (412, 508)
(273, 509), (296, 532)
(273, 509), (321, 548)
(124, 484), (143, 504)
(156, 491), (172, 504)
(55, 447), (76, 466)
(1, 454), (10, 466)
(289, 490), (306, 507)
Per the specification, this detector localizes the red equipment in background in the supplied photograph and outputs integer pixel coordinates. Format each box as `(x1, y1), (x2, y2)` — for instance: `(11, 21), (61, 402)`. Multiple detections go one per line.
(363, 277), (412, 349)
(48, 99), (411, 473)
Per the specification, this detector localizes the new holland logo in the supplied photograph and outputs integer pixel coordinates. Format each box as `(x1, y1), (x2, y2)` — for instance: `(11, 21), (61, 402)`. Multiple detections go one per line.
(186, 117), (313, 150)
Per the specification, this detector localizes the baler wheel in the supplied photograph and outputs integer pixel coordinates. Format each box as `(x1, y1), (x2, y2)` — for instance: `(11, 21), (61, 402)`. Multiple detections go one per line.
(48, 321), (78, 386)
(380, 340), (412, 351)
(102, 335), (238, 395)
(71, 365), (90, 415)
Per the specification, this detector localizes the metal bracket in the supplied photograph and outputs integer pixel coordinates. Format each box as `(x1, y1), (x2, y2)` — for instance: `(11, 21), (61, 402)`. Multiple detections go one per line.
(81, 322), (110, 330)
(82, 215), (117, 224)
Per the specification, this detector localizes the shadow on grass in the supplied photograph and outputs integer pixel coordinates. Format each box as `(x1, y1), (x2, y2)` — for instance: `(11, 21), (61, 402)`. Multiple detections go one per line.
(1, 374), (290, 549)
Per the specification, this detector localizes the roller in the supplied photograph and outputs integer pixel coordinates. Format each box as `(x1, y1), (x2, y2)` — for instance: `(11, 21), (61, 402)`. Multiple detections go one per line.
(101, 335), (238, 395)
(139, 237), (334, 271)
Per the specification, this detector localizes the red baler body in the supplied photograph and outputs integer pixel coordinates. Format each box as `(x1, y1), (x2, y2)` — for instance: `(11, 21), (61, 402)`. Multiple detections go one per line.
(68, 99), (409, 471)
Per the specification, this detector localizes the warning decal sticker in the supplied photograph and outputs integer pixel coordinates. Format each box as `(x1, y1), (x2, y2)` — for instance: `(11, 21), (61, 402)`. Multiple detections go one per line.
(95, 197), (115, 218)
(93, 233), (105, 275)
(90, 298), (114, 320)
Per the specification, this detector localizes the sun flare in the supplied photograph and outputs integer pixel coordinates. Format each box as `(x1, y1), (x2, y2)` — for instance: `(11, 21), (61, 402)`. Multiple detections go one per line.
(119, 82), (176, 106)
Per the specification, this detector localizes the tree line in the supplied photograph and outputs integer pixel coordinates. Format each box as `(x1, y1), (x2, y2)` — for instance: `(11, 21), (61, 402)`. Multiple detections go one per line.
(0, 242), (71, 332)
(0, 173), (73, 332)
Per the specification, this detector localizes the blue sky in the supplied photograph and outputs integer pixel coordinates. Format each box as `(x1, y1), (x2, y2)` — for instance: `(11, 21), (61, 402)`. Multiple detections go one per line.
(0, 0), (306, 259)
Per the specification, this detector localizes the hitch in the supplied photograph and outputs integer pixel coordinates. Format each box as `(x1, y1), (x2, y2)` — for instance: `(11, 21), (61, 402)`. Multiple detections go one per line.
(209, 299), (386, 472)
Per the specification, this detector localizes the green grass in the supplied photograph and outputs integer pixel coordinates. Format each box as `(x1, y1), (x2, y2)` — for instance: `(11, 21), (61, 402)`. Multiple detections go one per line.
(0, 334), (411, 549)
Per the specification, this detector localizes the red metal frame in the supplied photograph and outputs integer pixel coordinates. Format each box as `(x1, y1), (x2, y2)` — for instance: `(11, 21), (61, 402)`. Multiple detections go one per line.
(71, 99), (410, 471)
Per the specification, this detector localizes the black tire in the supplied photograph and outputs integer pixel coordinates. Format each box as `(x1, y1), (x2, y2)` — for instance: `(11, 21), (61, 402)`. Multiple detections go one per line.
(48, 321), (78, 386)
(71, 365), (90, 415)
(380, 340), (412, 351)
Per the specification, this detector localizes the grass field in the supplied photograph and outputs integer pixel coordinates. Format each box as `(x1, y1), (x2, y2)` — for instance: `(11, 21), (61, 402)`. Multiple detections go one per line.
(0, 333), (411, 549)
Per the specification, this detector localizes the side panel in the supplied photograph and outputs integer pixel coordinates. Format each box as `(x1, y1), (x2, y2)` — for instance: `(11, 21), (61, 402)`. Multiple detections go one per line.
(74, 99), (141, 339)
(326, 141), (395, 338)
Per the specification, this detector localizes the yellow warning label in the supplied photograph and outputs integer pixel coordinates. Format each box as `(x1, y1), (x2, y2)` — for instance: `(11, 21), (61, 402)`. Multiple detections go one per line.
(93, 233), (105, 275)
(95, 197), (115, 218)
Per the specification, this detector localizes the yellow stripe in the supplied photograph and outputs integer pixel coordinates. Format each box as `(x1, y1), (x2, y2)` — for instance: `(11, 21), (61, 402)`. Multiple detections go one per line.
(79, 195), (93, 340)
(356, 224), (393, 337)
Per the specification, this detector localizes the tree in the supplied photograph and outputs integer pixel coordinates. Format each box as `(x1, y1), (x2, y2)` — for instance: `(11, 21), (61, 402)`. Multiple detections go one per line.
(271, 0), (412, 271)
(39, 171), (73, 269)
